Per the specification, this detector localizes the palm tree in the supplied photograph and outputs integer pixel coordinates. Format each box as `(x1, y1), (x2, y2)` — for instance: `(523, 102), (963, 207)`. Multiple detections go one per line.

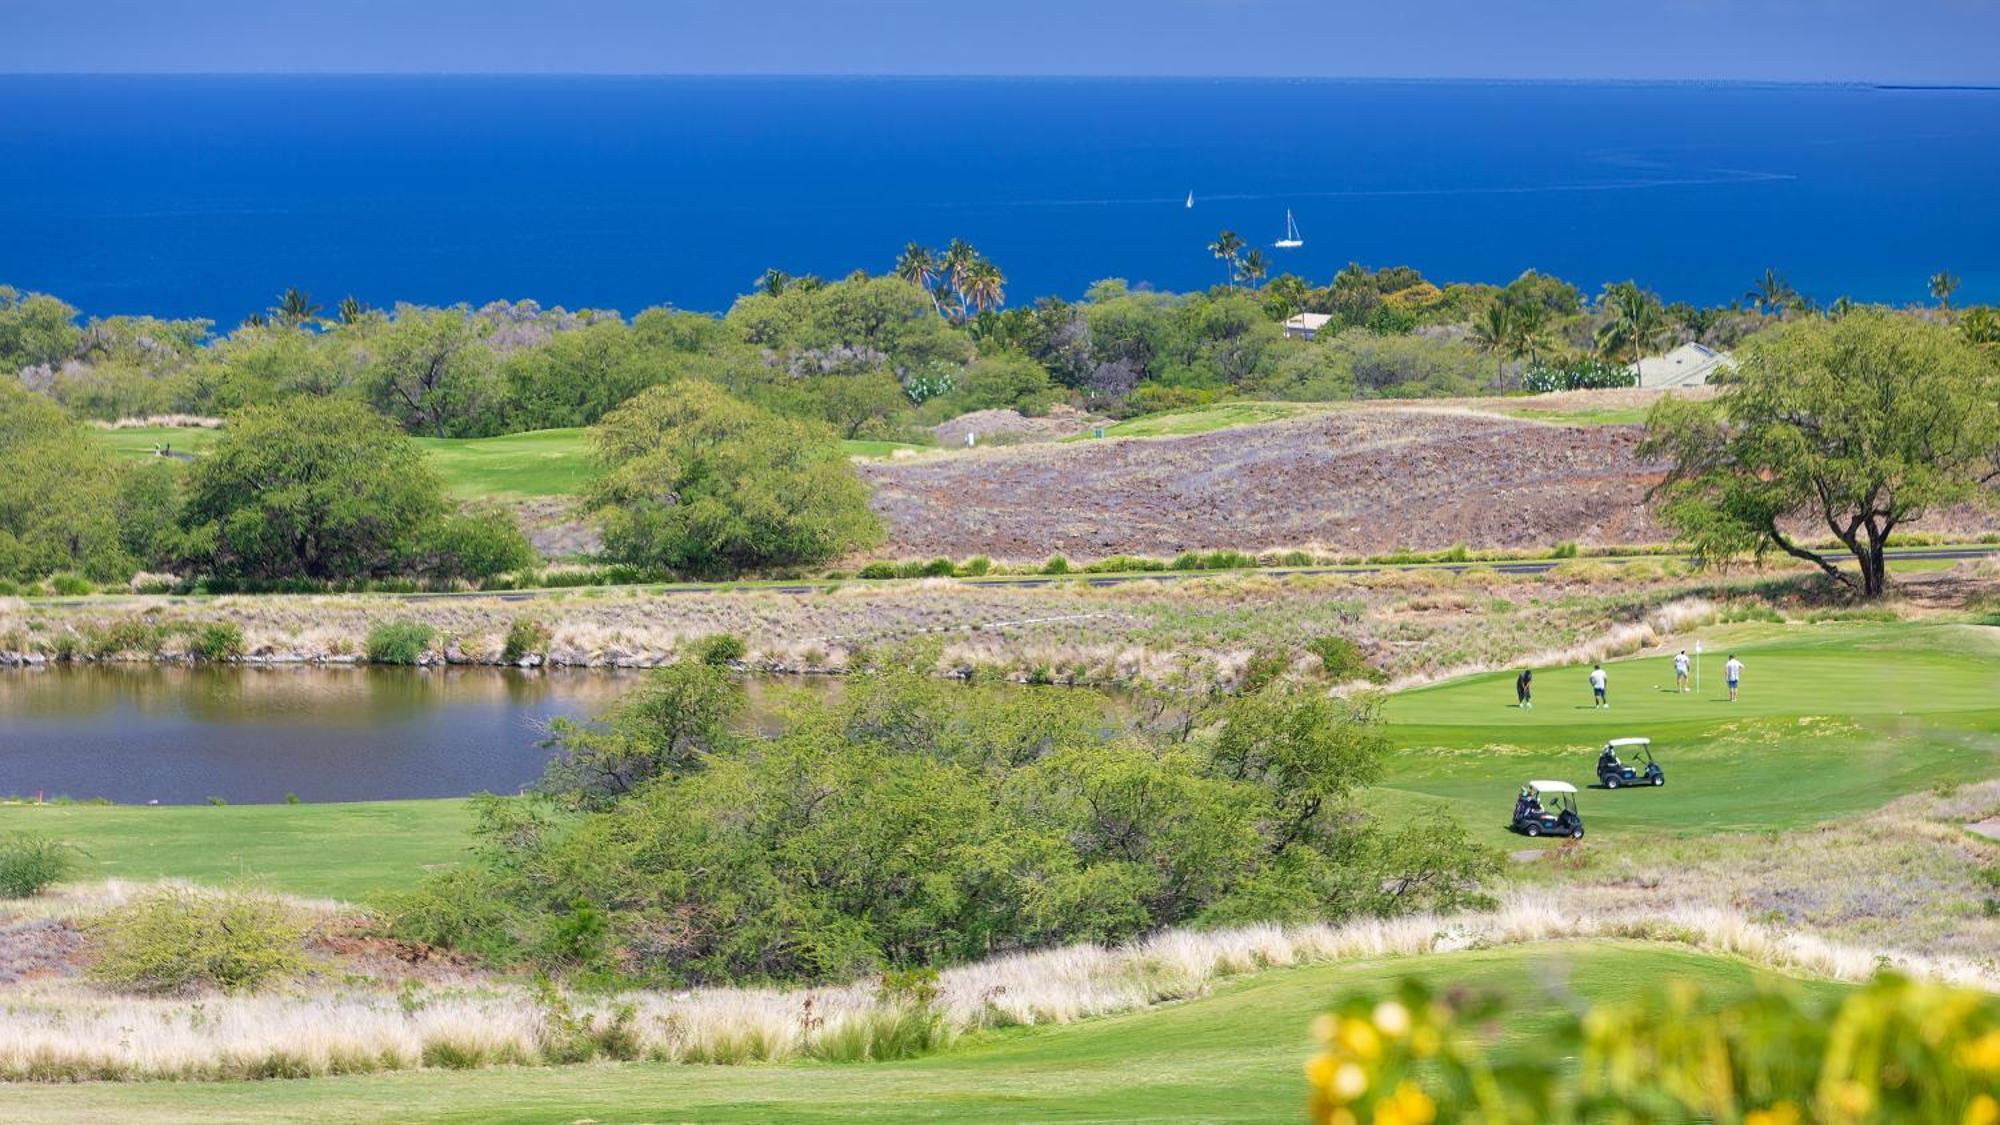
(1470, 302), (1515, 384)
(755, 268), (793, 297)
(1595, 281), (1668, 364)
(336, 295), (367, 325)
(895, 242), (946, 317)
(1509, 302), (1555, 364)
(940, 239), (979, 318)
(1826, 295), (1856, 320)
(275, 287), (321, 328)
(961, 258), (1006, 315)
(1208, 230), (1244, 289)
(1929, 269), (1962, 311)
(1743, 268), (1796, 317)
(1234, 248), (1269, 290)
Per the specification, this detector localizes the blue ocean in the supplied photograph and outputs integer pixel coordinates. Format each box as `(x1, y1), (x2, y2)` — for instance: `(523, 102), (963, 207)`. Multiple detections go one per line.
(2, 76), (1997, 324)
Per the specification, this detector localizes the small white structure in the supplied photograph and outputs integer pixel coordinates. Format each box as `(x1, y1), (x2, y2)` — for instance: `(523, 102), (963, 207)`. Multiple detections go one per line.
(1632, 342), (1735, 388)
(1282, 312), (1333, 341)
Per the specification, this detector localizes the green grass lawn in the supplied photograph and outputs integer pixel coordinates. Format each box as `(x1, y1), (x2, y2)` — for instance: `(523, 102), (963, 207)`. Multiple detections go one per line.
(0, 799), (474, 901)
(0, 941), (1842, 1124)
(1378, 621), (2000, 849)
(94, 426), (920, 501)
(1487, 402), (1653, 426)
(1084, 400), (1334, 440)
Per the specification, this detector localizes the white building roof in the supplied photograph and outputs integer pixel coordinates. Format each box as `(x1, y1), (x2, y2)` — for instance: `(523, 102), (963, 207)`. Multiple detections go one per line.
(1633, 342), (1736, 388)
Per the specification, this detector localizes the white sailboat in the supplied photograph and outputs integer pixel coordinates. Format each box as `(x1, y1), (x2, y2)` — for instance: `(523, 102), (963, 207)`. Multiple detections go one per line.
(1275, 209), (1303, 249)
(1185, 191), (1195, 209)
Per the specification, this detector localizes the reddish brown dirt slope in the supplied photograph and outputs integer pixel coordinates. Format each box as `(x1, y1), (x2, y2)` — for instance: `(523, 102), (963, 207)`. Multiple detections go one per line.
(862, 409), (1669, 561)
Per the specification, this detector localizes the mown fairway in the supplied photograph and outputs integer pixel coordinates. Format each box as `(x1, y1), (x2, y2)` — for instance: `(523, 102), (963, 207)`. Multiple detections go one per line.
(0, 942), (1844, 1124)
(0, 799), (474, 900)
(93, 426), (920, 500)
(1379, 621), (2000, 848)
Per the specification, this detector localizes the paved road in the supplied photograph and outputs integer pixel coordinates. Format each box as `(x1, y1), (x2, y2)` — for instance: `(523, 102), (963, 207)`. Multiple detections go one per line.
(29, 546), (1999, 609)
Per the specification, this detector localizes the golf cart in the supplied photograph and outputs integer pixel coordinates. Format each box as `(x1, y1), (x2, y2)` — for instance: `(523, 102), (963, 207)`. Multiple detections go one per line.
(1510, 780), (1584, 839)
(1597, 737), (1664, 789)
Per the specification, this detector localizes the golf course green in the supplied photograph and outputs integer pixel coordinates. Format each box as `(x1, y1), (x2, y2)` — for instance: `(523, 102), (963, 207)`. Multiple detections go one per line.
(0, 942), (1845, 1124)
(1381, 620), (2000, 847)
(92, 425), (921, 500)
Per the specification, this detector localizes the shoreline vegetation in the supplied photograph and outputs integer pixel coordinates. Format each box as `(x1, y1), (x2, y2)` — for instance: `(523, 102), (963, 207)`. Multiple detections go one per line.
(6, 251), (1997, 596)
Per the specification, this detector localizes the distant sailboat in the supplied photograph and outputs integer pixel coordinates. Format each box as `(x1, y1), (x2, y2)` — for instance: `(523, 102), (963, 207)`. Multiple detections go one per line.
(1275, 209), (1303, 249)
(1185, 191), (1195, 209)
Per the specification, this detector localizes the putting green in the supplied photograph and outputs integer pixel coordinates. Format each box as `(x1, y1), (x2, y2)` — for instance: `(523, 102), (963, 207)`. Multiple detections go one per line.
(0, 942), (1844, 1124)
(1379, 622), (2000, 847)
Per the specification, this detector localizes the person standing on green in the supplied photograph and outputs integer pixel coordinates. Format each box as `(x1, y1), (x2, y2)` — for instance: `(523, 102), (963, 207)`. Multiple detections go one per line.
(1725, 654), (1744, 702)
(1589, 664), (1609, 709)
(1515, 668), (1533, 709)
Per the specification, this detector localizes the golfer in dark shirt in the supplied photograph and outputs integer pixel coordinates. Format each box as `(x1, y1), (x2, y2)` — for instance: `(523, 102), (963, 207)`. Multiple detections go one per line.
(1515, 669), (1533, 709)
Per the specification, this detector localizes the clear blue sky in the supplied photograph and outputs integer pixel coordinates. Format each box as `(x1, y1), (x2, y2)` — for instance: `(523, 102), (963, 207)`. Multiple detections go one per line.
(2, 0), (1996, 83)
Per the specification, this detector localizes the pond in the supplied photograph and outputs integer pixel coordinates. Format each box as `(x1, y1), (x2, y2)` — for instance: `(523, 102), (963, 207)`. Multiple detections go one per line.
(0, 666), (693, 805)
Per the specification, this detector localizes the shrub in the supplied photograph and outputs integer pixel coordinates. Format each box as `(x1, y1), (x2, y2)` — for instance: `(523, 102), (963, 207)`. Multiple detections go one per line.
(501, 618), (551, 664)
(0, 833), (77, 898)
(1549, 540), (1579, 559)
(365, 620), (436, 665)
(47, 573), (94, 596)
(1522, 355), (1638, 393)
(690, 632), (747, 667)
(422, 510), (537, 582)
(920, 557), (956, 578)
(86, 887), (310, 995)
(587, 381), (883, 578)
(959, 556), (992, 577)
(1306, 635), (1381, 683)
(187, 622), (244, 662)
(1040, 555), (1071, 575)
(857, 562), (899, 580)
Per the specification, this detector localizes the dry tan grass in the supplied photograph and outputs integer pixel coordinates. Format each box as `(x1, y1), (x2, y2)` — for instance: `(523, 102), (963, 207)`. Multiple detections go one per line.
(0, 888), (1986, 1083)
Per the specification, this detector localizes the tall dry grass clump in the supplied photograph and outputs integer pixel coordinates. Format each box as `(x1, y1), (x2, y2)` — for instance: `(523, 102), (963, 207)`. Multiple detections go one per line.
(0, 884), (1992, 1083)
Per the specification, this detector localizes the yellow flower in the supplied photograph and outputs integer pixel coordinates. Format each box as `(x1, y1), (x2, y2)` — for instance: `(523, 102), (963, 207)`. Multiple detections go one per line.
(1339, 1018), (1383, 1061)
(1745, 1102), (1803, 1125)
(1311, 1013), (1338, 1042)
(1959, 1031), (2000, 1071)
(1372, 1001), (1411, 1038)
(1325, 1109), (1358, 1125)
(1306, 1051), (1338, 1087)
(1964, 1093), (1999, 1125)
(1409, 1026), (1442, 1058)
(1372, 1080), (1436, 1125)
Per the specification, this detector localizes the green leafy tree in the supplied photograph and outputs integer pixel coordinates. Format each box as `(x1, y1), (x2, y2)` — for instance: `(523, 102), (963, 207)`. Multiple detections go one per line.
(586, 380), (883, 578)
(360, 305), (499, 437)
(1642, 311), (2000, 597)
(179, 398), (457, 580)
(0, 385), (135, 581)
(0, 287), (82, 373)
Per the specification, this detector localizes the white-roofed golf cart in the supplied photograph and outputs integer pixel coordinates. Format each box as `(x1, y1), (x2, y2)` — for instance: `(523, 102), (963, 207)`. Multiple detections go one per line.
(1597, 737), (1664, 789)
(1511, 779), (1583, 838)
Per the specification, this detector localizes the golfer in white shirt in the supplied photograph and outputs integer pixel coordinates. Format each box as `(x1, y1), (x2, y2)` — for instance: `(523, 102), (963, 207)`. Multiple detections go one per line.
(1725, 655), (1744, 702)
(1589, 664), (1608, 709)
(1673, 649), (1690, 693)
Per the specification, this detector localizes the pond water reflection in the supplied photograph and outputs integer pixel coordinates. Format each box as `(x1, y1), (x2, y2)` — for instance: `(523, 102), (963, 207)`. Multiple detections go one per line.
(0, 665), (659, 805)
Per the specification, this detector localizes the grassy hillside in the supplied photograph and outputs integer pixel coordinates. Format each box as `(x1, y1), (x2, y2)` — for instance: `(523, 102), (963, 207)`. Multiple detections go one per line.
(0, 942), (1843, 1124)
(93, 426), (921, 500)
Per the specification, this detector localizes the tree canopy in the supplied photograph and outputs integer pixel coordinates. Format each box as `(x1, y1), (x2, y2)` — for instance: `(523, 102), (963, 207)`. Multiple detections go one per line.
(1642, 311), (2000, 597)
(180, 398), (527, 581)
(586, 380), (883, 578)
(0, 385), (136, 582)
